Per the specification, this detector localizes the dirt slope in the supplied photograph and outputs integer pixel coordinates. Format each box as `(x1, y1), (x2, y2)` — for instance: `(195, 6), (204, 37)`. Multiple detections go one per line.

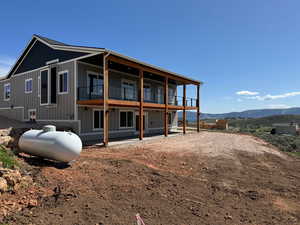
(3, 132), (300, 225)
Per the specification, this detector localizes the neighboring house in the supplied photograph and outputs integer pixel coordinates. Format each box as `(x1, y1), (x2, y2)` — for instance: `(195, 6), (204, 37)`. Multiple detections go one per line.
(272, 122), (299, 135)
(0, 35), (202, 145)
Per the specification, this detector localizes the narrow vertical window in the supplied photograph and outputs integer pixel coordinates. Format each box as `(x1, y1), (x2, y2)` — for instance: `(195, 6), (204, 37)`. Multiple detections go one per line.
(50, 67), (57, 103)
(58, 71), (68, 94)
(144, 84), (151, 102)
(93, 110), (104, 130)
(40, 69), (49, 105)
(38, 75), (41, 97)
(4, 83), (11, 101)
(25, 79), (33, 93)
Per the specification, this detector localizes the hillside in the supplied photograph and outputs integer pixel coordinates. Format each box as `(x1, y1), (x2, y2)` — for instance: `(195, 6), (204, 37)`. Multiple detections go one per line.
(3, 132), (300, 225)
(228, 114), (300, 129)
(178, 107), (300, 121)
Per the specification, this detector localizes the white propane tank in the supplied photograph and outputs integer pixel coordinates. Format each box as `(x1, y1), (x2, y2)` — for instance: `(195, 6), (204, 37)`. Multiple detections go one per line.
(19, 125), (82, 163)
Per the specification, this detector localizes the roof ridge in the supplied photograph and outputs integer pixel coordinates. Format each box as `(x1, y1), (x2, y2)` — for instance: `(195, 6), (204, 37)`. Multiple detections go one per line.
(33, 34), (69, 46)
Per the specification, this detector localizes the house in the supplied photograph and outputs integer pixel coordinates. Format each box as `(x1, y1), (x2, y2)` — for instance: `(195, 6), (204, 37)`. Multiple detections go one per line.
(0, 35), (202, 145)
(272, 122), (299, 135)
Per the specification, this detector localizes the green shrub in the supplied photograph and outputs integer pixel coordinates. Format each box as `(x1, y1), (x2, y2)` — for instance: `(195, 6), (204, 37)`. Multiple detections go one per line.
(0, 145), (18, 169)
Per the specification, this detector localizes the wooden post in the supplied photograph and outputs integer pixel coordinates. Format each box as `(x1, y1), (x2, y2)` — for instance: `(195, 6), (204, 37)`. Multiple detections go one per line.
(164, 77), (168, 137)
(103, 54), (109, 146)
(183, 84), (186, 134)
(197, 84), (200, 132)
(139, 69), (144, 140)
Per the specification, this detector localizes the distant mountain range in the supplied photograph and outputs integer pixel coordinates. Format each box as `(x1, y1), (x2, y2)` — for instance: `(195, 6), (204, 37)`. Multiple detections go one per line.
(178, 107), (300, 121)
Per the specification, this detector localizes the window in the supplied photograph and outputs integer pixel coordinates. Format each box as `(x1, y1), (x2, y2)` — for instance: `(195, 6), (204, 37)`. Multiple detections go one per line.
(144, 84), (151, 101)
(93, 110), (104, 130)
(28, 109), (36, 121)
(40, 69), (49, 105)
(51, 67), (57, 103)
(168, 88), (175, 104)
(120, 111), (134, 128)
(157, 87), (163, 103)
(38, 75), (41, 97)
(87, 72), (103, 96)
(4, 83), (11, 101)
(168, 112), (172, 125)
(58, 71), (68, 94)
(122, 80), (136, 100)
(25, 79), (33, 93)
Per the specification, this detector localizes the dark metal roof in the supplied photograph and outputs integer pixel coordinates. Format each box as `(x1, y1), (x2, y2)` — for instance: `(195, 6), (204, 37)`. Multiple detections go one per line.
(33, 34), (105, 50)
(3, 34), (201, 85)
(33, 34), (69, 46)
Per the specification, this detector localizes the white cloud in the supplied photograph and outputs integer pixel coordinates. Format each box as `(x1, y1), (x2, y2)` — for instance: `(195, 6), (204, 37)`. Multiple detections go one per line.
(266, 104), (293, 109)
(236, 90), (259, 96)
(247, 92), (300, 101)
(0, 56), (15, 78)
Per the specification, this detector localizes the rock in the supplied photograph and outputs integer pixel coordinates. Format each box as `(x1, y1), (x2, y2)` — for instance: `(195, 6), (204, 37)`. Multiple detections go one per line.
(0, 136), (12, 146)
(0, 128), (12, 137)
(3, 170), (21, 186)
(0, 168), (13, 176)
(0, 177), (8, 192)
(28, 199), (38, 207)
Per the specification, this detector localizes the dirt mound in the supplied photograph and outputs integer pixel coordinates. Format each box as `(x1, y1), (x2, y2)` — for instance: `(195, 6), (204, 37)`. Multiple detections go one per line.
(3, 132), (300, 225)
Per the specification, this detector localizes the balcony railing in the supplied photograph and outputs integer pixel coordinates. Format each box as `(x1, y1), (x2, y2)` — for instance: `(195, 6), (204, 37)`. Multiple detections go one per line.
(77, 85), (103, 101)
(77, 86), (197, 107)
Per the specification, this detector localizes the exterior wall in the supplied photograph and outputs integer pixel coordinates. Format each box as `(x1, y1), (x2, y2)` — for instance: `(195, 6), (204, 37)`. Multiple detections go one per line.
(77, 62), (177, 102)
(77, 62), (179, 142)
(0, 61), (76, 122)
(14, 40), (87, 75)
(0, 107), (24, 121)
(78, 106), (178, 142)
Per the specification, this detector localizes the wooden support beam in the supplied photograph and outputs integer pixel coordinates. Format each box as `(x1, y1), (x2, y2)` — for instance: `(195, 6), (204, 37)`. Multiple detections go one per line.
(139, 70), (144, 140)
(183, 84), (186, 134)
(103, 54), (109, 146)
(164, 77), (169, 137)
(197, 84), (200, 132)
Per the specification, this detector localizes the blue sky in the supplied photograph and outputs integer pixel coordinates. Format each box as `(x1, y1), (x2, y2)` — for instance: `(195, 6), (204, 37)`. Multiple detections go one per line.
(0, 0), (299, 113)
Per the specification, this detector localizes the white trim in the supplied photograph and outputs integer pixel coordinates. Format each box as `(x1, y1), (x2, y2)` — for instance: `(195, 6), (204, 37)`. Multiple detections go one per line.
(46, 59), (59, 65)
(74, 61), (78, 120)
(50, 44), (105, 53)
(0, 106), (24, 110)
(40, 68), (50, 106)
(3, 83), (11, 101)
(38, 75), (41, 97)
(24, 78), (33, 94)
(9, 39), (38, 77)
(92, 108), (104, 131)
(58, 70), (69, 94)
(119, 109), (135, 129)
(2, 52), (100, 80)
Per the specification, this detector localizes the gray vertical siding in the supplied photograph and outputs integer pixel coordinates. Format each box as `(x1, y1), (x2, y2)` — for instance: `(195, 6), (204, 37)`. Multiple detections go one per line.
(0, 61), (75, 121)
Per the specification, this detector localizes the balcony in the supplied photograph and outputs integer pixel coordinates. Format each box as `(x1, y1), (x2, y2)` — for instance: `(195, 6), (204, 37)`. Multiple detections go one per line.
(77, 85), (197, 109)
